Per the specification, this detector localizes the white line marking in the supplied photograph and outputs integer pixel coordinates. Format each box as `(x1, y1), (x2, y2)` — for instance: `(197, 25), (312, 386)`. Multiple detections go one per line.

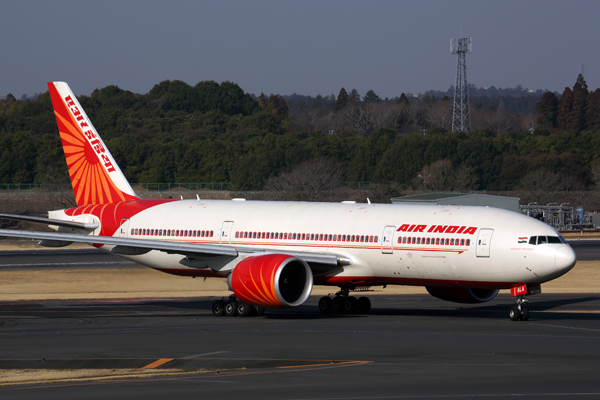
(183, 351), (229, 359)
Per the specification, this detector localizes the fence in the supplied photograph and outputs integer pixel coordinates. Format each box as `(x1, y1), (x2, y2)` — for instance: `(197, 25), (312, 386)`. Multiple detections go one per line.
(1, 181), (373, 193)
(134, 182), (233, 191)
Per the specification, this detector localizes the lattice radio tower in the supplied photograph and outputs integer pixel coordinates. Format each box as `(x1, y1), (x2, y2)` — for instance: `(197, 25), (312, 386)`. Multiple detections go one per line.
(451, 37), (472, 132)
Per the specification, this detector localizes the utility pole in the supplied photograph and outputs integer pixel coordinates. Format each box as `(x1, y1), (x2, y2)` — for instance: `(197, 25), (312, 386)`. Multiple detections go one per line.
(451, 37), (472, 132)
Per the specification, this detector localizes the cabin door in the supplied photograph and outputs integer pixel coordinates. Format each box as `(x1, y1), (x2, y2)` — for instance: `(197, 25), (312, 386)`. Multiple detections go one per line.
(381, 225), (396, 254)
(476, 228), (494, 257)
(220, 221), (234, 245)
(118, 219), (130, 238)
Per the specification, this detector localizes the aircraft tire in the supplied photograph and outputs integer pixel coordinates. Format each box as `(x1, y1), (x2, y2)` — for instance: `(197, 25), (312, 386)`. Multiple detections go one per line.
(212, 300), (225, 316)
(237, 302), (252, 317)
(343, 297), (357, 314)
(519, 307), (530, 321)
(225, 301), (238, 317)
(318, 297), (332, 313)
(254, 306), (265, 316)
(509, 306), (520, 321)
(357, 297), (371, 314)
(331, 296), (344, 314)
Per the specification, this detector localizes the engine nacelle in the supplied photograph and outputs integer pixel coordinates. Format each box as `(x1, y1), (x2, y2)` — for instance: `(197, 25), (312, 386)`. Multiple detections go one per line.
(229, 254), (313, 309)
(426, 287), (499, 304)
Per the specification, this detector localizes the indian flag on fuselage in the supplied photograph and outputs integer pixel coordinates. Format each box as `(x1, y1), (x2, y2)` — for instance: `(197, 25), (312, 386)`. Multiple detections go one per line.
(47, 82), (139, 206)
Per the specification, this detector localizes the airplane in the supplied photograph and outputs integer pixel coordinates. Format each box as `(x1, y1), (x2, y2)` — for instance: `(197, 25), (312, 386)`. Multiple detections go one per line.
(0, 82), (577, 321)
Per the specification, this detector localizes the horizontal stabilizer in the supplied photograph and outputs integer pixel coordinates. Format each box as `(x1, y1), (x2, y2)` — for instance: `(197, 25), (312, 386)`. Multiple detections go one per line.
(0, 213), (99, 230)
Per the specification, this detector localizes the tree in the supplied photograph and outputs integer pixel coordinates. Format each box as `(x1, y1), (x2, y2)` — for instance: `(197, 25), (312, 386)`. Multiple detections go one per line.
(363, 90), (381, 103)
(266, 94), (289, 116)
(349, 89), (361, 102)
(518, 168), (581, 203)
(333, 88), (349, 112)
(586, 89), (600, 130)
(535, 92), (558, 129)
(264, 158), (346, 201)
(567, 73), (589, 131)
(397, 93), (409, 105)
(257, 92), (269, 108)
(417, 159), (476, 192)
(557, 87), (573, 130)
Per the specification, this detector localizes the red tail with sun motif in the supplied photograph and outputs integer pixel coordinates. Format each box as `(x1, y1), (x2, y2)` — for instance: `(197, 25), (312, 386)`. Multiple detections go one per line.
(48, 82), (139, 206)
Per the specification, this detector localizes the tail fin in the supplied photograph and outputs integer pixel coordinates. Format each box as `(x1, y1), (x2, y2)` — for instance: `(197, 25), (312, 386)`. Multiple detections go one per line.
(48, 82), (139, 206)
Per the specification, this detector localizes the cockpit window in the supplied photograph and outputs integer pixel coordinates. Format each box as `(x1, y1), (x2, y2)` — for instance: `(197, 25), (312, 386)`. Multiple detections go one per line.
(548, 236), (562, 244)
(529, 235), (564, 245)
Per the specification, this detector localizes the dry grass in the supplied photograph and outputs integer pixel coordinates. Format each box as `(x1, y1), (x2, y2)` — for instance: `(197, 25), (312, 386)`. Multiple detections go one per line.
(0, 369), (206, 387)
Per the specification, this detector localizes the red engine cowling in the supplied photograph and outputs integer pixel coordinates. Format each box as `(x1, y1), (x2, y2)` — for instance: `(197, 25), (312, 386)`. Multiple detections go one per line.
(426, 287), (499, 304)
(230, 254), (313, 309)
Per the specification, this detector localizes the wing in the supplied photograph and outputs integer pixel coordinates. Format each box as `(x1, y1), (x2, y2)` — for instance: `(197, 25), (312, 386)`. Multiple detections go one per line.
(0, 229), (346, 275)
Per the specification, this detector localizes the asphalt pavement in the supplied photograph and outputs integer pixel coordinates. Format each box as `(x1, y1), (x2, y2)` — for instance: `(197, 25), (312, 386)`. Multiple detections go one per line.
(1, 294), (599, 399)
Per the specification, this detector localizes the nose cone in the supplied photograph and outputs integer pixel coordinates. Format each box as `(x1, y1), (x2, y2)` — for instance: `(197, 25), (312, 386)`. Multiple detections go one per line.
(555, 245), (577, 273)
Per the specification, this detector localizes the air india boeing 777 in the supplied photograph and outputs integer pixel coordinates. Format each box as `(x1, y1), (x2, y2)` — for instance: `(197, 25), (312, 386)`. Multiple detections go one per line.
(0, 82), (577, 321)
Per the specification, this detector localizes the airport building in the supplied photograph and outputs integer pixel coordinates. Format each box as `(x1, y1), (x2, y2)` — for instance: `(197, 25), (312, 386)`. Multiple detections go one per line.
(391, 193), (519, 212)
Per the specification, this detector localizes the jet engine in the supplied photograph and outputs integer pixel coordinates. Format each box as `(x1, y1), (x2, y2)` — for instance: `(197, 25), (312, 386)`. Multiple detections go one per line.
(229, 254), (313, 309)
(426, 287), (499, 304)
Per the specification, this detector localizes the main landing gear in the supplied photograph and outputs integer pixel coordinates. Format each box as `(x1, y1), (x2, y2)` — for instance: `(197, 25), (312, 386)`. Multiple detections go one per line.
(318, 288), (371, 315)
(212, 295), (265, 317)
(509, 295), (530, 321)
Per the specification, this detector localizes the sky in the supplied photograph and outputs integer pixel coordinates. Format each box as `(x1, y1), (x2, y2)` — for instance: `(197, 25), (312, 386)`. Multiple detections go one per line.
(2, 0), (600, 99)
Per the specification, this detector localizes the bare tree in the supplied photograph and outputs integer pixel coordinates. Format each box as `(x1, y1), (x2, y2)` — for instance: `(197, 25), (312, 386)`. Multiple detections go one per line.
(426, 100), (453, 131)
(264, 158), (346, 202)
(41, 164), (76, 209)
(518, 168), (583, 203)
(417, 159), (476, 192)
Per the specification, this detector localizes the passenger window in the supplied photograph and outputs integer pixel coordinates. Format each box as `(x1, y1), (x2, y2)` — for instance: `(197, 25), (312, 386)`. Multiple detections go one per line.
(466, 239), (470, 246)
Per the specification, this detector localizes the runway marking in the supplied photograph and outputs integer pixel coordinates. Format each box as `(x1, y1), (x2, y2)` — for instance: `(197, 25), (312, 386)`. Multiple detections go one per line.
(141, 359), (174, 369)
(217, 360), (373, 377)
(526, 322), (600, 333)
(183, 351), (228, 359)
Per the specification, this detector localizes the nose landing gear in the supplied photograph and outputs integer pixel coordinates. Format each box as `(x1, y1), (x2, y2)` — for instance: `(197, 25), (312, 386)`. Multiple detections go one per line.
(509, 295), (530, 321)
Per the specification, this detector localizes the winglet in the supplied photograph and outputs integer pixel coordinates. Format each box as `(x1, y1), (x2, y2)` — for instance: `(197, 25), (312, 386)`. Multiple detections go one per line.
(47, 82), (138, 206)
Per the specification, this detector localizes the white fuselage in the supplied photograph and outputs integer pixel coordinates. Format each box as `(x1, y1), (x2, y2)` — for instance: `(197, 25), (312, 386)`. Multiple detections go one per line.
(74, 199), (575, 290)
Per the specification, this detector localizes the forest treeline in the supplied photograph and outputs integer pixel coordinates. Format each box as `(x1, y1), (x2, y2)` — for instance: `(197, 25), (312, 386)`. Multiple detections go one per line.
(1, 75), (600, 194)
